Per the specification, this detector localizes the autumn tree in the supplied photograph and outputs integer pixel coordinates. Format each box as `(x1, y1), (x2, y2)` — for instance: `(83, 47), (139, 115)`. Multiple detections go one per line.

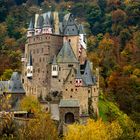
(0, 95), (17, 138)
(64, 119), (122, 140)
(20, 95), (42, 115)
(19, 95), (58, 140)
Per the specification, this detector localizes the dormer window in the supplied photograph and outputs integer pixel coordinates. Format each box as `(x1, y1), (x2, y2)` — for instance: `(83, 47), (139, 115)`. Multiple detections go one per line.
(52, 65), (58, 77)
(75, 79), (82, 87)
(53, 66), (57, 71)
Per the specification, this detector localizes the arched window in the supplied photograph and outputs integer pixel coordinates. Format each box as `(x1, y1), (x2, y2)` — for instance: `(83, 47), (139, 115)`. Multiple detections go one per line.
(65, 112), (75, 124)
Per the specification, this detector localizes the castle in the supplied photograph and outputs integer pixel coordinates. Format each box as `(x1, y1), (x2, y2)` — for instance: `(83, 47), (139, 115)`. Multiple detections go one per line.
(1, 11), (99, 124)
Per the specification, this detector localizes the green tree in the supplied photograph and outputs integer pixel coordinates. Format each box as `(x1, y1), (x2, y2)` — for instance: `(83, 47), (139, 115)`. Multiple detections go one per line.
(1, 69), (13, 80)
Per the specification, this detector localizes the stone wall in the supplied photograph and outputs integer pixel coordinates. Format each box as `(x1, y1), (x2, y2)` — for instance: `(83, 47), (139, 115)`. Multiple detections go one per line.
(59, 107), (79, 123)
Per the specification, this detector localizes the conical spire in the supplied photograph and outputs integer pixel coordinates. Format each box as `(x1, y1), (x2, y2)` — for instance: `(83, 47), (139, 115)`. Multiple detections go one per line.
(28, 19), (34, 31)
(52, 55), (57, 65)
(83, 60), (93, 85)
(43, 14), (51, 27)
(36, 15), (44, 29)
(27, 52), (32, 66)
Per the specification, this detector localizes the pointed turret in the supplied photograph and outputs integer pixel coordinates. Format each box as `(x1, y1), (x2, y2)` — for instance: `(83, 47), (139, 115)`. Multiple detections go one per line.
(51, 55), (58, 77)
(27, 52), (33, 78)
(35, 15), (44, 35)
(62, 13), (79, 35)
(42, 14), (52, 34)
(27, 19), (34, 37)
(83, 61), (93, 86)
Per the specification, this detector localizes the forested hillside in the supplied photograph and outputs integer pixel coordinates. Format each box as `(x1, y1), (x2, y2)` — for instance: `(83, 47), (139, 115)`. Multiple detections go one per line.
(0, 0), (140, 132)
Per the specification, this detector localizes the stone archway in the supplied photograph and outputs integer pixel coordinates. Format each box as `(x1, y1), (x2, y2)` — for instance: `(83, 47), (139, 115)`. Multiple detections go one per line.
(65, 112), (75, 124)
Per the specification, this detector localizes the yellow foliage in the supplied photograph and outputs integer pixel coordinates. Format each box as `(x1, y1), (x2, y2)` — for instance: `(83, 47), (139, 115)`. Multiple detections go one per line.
(20, 95), (41, 115)
(99, 36), (114, 51)
(133, 68), (140, 77)
(122, 65), (133, 75)
(64, 119), (122, 140)
(4, 37), (17, 47)
(87, 52), (99, 67)
(19, 113), (58, 140)
(124, 0), (132, 4)
(16, 27), (27, 35)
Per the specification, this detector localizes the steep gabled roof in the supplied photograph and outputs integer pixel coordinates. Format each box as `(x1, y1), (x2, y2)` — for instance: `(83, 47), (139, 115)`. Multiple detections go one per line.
(83, 61), (94, 86)
(62, 13), (79, 35)
(8, 72), (25, 94)
(57, 41), (78, 63)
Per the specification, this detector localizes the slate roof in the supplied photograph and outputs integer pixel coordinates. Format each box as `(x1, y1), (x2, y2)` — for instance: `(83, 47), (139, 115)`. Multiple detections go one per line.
(59, 22), (63, 33)
(52, 55), (57, 65)
(36, 15), (44, 28)
(79, 24), (85, 34)
(63, 13), (71, 28)
(8, 72), (25, 94)
(59, 99), (80, 107)
(28, 19), (34, 31)
(43, 14), (51, 27)
(76, 66), (82, 79)
(57, 41), (78, 63)
(83, 61), (94, 86)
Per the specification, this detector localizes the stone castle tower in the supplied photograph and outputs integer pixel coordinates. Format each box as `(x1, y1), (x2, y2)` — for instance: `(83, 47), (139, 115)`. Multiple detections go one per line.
(22, 12), (99, 123)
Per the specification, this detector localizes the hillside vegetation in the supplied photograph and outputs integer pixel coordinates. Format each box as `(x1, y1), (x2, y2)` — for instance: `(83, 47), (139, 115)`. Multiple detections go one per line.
(0, 0), (140, 136)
